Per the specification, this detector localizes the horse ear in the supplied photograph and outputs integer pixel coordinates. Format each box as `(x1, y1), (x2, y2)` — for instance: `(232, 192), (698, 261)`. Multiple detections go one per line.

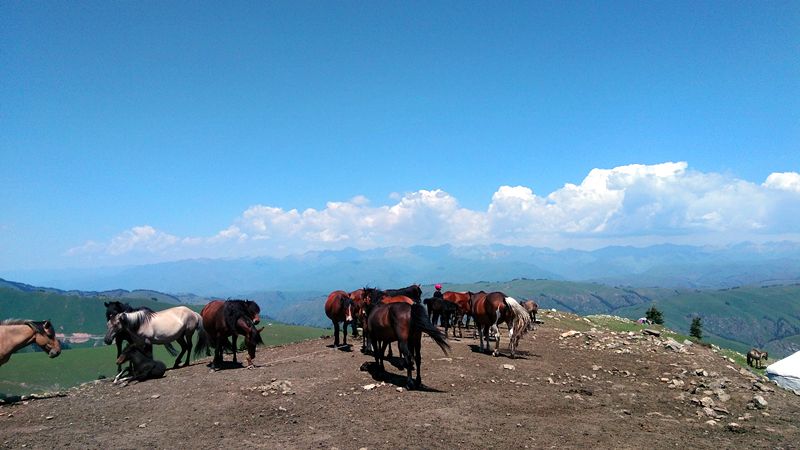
(104, 301), (110, 307)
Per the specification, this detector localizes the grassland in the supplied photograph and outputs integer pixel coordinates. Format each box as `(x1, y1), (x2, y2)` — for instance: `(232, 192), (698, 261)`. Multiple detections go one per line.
(0, 323), (325, 399)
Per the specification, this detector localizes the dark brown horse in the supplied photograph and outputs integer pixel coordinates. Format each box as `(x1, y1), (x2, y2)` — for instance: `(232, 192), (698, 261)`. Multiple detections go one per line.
(367, 301), (450, 389)
(200, 299), (263, 369)
(470, 292), (530, 357)
(325, 290), (355, 348)
(0, 320), (61, 366)
(361, 287), (417, 356)
(747, 348), (769, 369)
(444, 290), (485, 332)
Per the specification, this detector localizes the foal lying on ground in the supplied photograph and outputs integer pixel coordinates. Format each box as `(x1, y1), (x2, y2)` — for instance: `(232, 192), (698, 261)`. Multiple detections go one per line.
(114, 344), (167, 384)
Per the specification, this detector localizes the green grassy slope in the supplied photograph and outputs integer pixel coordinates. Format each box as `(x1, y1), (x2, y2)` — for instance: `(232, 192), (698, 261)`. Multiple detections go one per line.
(0, 287), (198, 335)
(615, 284), (800, 356)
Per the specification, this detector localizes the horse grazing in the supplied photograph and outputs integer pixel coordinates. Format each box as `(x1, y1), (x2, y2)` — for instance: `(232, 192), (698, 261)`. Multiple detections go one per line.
(470, 292), (530, 357)
(324, 291), (355, 348)
(0, 320), (61, 366)
(201, 299), (264, 369)
(521, 300), (539, 331)
(114, 343), (167, 383)
(367, 302), (450, 389)
(105, 306), (208, 368)
(747, 349), (769, 369)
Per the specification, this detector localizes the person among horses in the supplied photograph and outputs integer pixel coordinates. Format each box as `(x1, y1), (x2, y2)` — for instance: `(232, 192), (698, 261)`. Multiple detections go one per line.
(433, 284), (444, 299)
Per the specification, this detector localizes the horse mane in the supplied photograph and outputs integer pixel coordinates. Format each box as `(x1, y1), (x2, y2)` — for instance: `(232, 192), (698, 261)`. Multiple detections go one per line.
(0, 319), (53, 337)
(223, 300), (261, 337)
(123, 308), (156, 331)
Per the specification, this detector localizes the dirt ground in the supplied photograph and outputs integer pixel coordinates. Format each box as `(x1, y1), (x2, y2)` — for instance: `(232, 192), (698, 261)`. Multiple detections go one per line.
(1, 311), (799, 449)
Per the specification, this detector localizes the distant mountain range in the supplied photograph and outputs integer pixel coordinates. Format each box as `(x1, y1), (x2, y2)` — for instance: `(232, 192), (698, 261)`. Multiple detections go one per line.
(5, 241), (800, 296)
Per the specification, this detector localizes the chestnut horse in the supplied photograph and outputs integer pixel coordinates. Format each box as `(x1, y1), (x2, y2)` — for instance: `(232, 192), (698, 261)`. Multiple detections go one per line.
(470, 292), (530, 357)
(0, 320), (61, 366)
(325, 290), (354, 348)
(367, 301), (450, 389)
(201, 299), (263, 368)
(349, 289), (367, 338)
(444, 290), (486, 333)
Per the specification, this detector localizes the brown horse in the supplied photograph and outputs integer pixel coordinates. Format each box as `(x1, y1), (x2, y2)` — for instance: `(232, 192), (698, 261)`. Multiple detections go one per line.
(325, 290), (354, 348)
(470, 292), (530, 357)
(747, 348), (769, 369)
(444, 290), (485, 333)
(200, 299), (263, 369)
(361, 288), (417, 356)
(349, 289), (367, 337)
(367, 301), (450, 389)
(521, 300), (539, 331)
(0, 320), (61, 366)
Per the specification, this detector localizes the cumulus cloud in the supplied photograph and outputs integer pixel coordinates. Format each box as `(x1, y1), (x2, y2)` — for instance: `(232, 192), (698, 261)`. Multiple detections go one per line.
(68, 162), (800, 260)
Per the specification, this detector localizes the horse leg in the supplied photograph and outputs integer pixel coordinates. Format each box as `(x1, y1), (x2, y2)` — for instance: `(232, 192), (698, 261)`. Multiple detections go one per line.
(183, 331), (194, 367)
(115, 337), (124, 373)
(333, 321), (340, 347)
(398, 339), (413, 389)
(173, 336), (188, 368)
(413, 335), (422, 389)
(227, 334), (238, 364)
(342, 321), (348, 347)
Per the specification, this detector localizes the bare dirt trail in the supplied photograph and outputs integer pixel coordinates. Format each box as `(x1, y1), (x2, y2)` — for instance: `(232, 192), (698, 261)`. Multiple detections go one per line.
(1, 311), (799, 449)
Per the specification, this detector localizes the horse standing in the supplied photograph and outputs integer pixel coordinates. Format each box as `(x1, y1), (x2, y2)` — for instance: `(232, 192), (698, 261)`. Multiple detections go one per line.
(747, 349), (769, 369)
(324, 291), (355, 348)
(521, 300), (539, 331)
(423, 297), (460, 337)
(105, 306), (207, 368)
(348, 289), (366, 337)
(0, 320), (61, 366)
(367, 301), (450, 389)
(444, 290), (484, 333)
(470, 292), (530, 357)
(201, 299), (263, 369)
(361, 288), (416, 356)
(104, 301), (162, 372)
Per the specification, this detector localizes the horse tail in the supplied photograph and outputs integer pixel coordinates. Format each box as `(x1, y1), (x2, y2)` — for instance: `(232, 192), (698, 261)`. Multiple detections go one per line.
(194, 313), (211, 358)
(504, 297), (531, 340)
(410, 303), (450, 355)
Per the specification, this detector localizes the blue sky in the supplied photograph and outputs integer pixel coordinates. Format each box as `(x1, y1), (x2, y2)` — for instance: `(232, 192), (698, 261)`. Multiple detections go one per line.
(1, 1), (798, 271)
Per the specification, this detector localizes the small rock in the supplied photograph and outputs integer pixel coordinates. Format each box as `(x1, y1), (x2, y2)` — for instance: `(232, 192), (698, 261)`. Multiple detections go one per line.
(727, 422), (745, 433)
(45, 416), (54, 420)
(138, 423), (147, 428)
(700, 397), (715, 408)
(705, 420), (718, 426)
(363, 384), (377, 390)
(695, 369), (708, 377)
(642, 329), (661, 337)
(151, 394), (160, 399)
(751, 395), (768, 410)
(560, 330), (581, 338)
(592, 365), (601, 371)
(396, 387), (404, 392)
(503, 364), (515, 371)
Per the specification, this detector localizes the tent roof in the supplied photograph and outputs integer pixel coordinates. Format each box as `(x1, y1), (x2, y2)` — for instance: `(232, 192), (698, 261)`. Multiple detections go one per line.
(766, 350), (800, 378)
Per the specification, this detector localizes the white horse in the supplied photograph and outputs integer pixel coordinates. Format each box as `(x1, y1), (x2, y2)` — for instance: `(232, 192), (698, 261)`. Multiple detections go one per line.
(504, 297), (531, 357)
(104, 306), (208, 369)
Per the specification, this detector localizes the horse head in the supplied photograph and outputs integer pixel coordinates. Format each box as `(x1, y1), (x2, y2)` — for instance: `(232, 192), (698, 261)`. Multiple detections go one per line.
(30, 320), (61, 358)
(104, 312), (128, 345)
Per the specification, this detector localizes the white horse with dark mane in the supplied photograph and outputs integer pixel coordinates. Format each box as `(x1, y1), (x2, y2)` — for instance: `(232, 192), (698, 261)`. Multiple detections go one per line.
(104, 306), (208, 369)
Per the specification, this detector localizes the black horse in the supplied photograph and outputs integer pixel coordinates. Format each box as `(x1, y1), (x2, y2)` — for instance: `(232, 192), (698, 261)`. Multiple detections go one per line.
(104, 301), (168, 371)
(114, 343), (167, 383)
(423, 297), (460, 337)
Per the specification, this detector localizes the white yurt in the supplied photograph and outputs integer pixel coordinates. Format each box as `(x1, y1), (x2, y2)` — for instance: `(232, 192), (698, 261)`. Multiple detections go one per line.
(766, 350), (800, 393)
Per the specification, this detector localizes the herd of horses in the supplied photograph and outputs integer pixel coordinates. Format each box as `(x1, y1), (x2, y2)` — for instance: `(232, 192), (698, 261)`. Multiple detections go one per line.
(1, 284), (776, 392)
(324, 285), (540, 389)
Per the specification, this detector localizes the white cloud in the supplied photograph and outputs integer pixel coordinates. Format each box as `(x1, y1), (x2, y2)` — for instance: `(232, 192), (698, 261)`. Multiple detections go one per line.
(68, 163), (800, 260)
(764, 172), (800, 193)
